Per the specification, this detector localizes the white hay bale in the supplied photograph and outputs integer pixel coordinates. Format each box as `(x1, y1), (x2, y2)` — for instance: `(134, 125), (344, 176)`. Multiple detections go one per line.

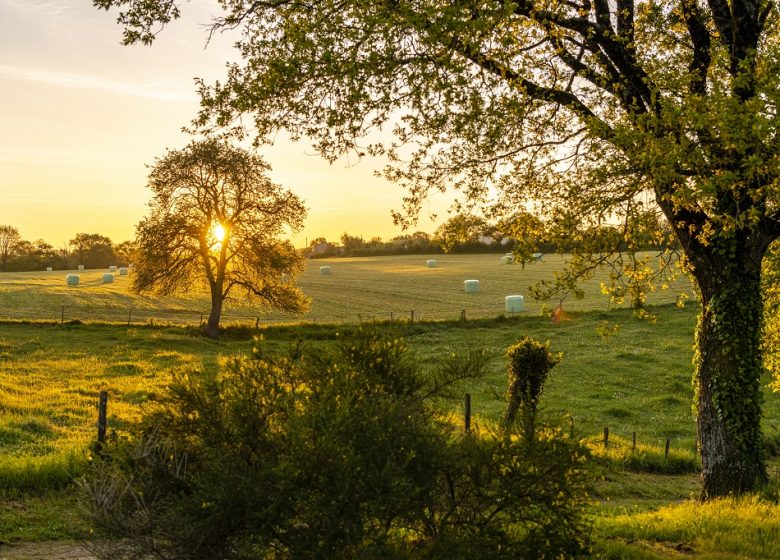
(102, 273), (114, 284)
(320, 266), (331, 276)
(505, 295), (525, 313)
(464, 279), (480, 293)
(426, 259), (437, 268)
(77, 265), (84, 271)
(66, 274), (80, 286)
(46, 267), (52, 272)
(109, 265), (117, 272)
(119, 267), (129, 276)
(500, 255), (514, 264)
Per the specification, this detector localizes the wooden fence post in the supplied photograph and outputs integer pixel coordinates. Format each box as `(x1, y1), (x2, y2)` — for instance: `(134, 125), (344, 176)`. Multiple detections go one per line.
(127, 307), (133, 326)
(570, 416), (574, 439)
(410, 310), (415, 322)
(664, 438), (671, 460)
(60, 305), (64, 325)
(460, 309), (466, 321)
(464, 393), (472, 434)
(632, 431), (637, 451)
(97, 391), (108, 444)
(603, 426), (609, 448)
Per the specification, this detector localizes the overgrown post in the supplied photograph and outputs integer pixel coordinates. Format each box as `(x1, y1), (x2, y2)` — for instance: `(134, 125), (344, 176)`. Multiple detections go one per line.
(502, 338), (561, 440)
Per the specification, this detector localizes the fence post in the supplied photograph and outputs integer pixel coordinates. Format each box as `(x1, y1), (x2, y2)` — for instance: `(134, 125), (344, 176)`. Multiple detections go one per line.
(632, 431), (637, 451)
(664, 438), (671, 460)
(410, 310), (415, 322)
(603, 426), (609, 448)
(569, 416), (574, 439)
(61, 305), (64, 325)
(97, 391), (108, 444)
(460, 309), (466, 321)
(127, 307), (133, 326)
(464, 393), (472, 434)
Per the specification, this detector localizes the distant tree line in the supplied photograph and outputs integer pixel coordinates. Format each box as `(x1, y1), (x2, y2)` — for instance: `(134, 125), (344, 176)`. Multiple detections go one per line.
(305, 212), (678, 259)
(0, 225), (135, 272)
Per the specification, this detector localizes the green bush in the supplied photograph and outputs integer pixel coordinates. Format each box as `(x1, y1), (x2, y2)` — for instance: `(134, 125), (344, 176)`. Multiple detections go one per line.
(82, 329), (591, 559)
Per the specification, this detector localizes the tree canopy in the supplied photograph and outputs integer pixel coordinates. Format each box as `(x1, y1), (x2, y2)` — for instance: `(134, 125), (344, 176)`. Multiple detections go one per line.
(132, 139), (309, 337)
(97, 0), (780, 496)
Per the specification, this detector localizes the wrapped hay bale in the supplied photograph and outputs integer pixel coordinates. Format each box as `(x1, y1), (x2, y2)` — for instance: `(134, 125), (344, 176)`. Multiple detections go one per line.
(426, 259), (437, 268)
(464, 279), (480, 293)
(102, 273), (114, 284)
(320, 266), (331, 276)
(66, 274), (80, 286)
(505, 295), (525, 313)
(119, 267), (129, 276)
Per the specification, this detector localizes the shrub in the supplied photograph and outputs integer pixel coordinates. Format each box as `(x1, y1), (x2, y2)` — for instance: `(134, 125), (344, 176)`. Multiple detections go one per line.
(83, 329), (590, 559)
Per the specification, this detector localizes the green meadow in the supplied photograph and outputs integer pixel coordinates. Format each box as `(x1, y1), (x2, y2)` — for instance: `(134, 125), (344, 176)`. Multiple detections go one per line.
(1, 253), (780, 558)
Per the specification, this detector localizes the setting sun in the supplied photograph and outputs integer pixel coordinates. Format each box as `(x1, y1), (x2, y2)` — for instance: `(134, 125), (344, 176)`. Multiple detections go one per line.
(213, 223), (226, 242)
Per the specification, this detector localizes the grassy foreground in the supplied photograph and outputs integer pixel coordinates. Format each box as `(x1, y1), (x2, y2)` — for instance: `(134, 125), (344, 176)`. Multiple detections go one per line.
(1, 305), (780, 557)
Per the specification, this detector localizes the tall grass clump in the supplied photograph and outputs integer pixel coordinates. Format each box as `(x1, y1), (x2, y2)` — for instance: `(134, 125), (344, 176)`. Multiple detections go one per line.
(82, 329), (591, 560)
(0, 449), (87, 492)
(595, 496), (780, 559)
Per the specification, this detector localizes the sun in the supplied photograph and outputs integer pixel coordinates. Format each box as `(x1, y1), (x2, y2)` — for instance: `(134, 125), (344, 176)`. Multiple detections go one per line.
(210, 222), (228, 252)
(213, 223), (226, 242)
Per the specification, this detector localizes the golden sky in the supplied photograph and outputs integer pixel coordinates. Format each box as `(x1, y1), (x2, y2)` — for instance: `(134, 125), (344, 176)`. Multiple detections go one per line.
(0, 0), (448, 248)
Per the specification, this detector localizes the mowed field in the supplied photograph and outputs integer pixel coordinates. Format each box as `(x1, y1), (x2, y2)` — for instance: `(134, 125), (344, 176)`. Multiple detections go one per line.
(0, 252), (692, 324)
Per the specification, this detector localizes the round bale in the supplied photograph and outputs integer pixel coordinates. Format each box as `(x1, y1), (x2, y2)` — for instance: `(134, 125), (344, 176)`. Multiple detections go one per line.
(426, 259), (437, 268)
(505, 295), (525, 313)
(464, 279), (480, 293)
(77, 265), (84, 271)
(119, 267), (129, 276)
(102, 273), (114, 284)
(320, 266), (331, 276)
(46, 267), (53, 272)
(109, 265), (117, 272)
(66, 274), (80, 286)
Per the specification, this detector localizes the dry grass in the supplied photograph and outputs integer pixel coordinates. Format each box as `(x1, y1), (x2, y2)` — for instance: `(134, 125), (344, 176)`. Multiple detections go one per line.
(0, 253), (692, 324)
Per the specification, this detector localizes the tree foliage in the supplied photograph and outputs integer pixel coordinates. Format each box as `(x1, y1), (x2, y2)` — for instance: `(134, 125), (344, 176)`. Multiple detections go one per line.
(133, 139), (308, 337)
(97, 0), (780, 495)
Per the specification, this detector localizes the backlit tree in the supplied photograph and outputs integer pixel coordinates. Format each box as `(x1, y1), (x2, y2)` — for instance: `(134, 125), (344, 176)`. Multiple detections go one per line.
(133, 139), (309, 338)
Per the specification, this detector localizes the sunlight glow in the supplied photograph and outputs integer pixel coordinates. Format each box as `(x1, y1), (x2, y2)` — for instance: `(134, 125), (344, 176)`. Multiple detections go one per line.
(213, 223), (226, 243)
(210, 222), (228, 252)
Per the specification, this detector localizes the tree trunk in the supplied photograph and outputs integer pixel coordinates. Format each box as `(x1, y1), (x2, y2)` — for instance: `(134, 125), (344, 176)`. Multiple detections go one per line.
(693, 250), (767, 498)
(205, 293), (224, 339)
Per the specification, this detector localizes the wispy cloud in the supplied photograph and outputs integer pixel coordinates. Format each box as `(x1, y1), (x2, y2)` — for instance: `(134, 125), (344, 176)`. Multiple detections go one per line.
(0, 63), (197, 102)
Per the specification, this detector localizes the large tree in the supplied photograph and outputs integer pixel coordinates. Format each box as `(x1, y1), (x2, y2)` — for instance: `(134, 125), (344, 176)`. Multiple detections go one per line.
(69, 233), (116, 269)
(0, 225), (20, 272)
(133, 138), (308, 338)
(97, 1), (780, 496)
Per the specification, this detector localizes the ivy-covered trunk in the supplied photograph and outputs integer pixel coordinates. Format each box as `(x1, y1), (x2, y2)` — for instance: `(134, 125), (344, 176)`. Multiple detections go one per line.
(692, 245), (767, 498)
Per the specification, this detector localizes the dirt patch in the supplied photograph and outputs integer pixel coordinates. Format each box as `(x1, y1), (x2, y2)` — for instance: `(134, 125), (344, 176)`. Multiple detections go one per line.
(0, 541), (95, 560)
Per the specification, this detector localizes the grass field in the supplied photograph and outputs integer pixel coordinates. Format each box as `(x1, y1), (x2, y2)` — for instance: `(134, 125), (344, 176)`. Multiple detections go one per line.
(0, 252), (692, 324)
(3, 254), (780, 558)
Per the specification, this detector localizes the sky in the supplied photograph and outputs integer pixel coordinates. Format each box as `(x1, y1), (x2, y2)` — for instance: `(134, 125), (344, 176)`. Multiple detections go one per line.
(0, 0), (449, 248)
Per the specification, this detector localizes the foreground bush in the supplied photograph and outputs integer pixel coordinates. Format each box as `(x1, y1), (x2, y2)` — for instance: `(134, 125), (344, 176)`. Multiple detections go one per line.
(83, 330), (590, 559)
